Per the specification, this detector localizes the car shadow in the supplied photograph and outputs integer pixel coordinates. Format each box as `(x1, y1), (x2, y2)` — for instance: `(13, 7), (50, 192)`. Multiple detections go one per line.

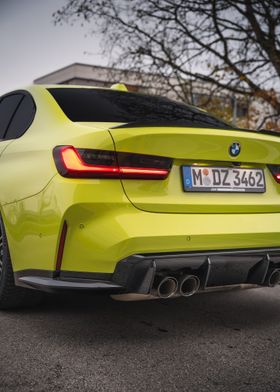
(9, 286), (280, 346)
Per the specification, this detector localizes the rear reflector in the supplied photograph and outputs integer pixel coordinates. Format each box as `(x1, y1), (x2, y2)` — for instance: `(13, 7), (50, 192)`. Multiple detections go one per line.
(268, 165), (280, 184)
(53, 146), (172, 179)
(56, 221), (67, 273)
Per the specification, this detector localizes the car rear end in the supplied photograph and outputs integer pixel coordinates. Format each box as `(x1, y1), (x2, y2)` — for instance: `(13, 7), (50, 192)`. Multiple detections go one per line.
(18, 86), (280, 299)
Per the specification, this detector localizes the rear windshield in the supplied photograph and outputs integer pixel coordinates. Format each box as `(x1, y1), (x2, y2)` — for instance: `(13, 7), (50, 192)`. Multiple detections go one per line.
(48, 88), (233, 129)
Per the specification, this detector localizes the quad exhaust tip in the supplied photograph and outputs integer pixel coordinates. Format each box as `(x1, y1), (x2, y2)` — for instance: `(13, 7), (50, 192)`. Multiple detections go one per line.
(179, 275), (200, 297)
(112, 274), (201, 302)
(156, 276), (178, 298)
(267, 269), (280, 287)
(154, 275), (200, 298)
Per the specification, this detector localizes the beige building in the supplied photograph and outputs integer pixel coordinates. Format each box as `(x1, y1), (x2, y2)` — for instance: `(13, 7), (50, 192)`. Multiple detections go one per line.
(34, 63), (153, 93)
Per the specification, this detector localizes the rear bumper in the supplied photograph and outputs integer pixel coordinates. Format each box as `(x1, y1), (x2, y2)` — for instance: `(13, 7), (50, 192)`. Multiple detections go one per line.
(7, 173), (280, 275)
(59, 207), (280, 275)
(16, 247), (280, 294)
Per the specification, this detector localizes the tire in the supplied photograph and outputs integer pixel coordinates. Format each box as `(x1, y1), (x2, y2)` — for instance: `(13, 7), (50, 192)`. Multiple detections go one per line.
(0, 217), (43, 309)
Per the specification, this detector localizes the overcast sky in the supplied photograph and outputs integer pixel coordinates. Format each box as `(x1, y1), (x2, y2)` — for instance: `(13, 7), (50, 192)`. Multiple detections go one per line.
(0, 0), (106, 95)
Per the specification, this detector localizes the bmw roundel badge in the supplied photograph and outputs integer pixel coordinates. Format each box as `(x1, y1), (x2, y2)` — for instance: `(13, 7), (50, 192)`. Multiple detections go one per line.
(229, 142), (241, 157)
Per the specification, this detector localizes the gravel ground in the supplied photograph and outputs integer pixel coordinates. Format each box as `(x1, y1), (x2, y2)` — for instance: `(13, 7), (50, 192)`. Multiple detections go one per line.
(0, 286), (280, 392)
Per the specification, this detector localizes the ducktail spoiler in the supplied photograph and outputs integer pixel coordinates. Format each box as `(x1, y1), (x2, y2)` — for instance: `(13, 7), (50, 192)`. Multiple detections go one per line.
(111, 121), (279, 137)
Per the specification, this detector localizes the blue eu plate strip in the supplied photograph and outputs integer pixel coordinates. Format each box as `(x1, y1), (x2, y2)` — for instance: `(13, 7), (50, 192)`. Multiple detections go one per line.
(182, 166), (192, 189)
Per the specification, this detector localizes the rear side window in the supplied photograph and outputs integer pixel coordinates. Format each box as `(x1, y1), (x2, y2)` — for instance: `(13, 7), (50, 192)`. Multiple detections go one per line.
(0, 94), (23, 138)
(5, 95), (35, 140)
(48, 88), (233, 130)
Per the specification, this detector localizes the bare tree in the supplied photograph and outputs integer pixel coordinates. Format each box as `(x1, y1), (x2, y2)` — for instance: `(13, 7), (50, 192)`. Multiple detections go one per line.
(54, 0), (280, 128)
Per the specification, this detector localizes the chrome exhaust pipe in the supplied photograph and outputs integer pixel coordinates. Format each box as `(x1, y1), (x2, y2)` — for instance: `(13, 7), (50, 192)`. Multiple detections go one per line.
(179, 275), (200, 297)
(266, 269), (280, 287)
(154, 276), (178, 298)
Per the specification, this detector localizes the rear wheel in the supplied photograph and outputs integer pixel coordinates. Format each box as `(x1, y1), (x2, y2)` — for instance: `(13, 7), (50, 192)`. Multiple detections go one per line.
(0, 217), (43, 309)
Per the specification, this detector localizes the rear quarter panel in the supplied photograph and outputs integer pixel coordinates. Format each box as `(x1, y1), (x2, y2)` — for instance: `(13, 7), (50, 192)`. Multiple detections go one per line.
(0, 86), (117, 272)
(0, 86), (115, 205)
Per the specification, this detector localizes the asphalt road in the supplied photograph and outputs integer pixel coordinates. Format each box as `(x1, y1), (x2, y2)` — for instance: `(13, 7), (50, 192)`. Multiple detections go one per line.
(0, 287), (280, 392)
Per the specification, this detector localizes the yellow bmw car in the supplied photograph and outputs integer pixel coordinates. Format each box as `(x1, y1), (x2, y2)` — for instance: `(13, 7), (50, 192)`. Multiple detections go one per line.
(0, 83), (280, 309)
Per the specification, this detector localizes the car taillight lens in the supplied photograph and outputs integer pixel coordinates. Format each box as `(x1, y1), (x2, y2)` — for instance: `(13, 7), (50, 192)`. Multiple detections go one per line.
(53, 146), (172, 179)
(268, 165), (280, 184)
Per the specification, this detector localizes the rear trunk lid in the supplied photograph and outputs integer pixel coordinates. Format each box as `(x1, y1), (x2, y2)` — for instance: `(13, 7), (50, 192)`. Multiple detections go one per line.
(108, 125), (280, 214)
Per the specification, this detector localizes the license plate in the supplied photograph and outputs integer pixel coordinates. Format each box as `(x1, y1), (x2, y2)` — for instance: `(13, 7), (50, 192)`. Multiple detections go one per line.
(182, 166), (265, 193)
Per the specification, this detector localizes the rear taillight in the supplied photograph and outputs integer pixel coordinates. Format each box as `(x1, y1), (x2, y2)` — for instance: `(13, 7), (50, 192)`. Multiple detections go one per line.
(53, 146), (172, 179)
(268, 165), (280, 184)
